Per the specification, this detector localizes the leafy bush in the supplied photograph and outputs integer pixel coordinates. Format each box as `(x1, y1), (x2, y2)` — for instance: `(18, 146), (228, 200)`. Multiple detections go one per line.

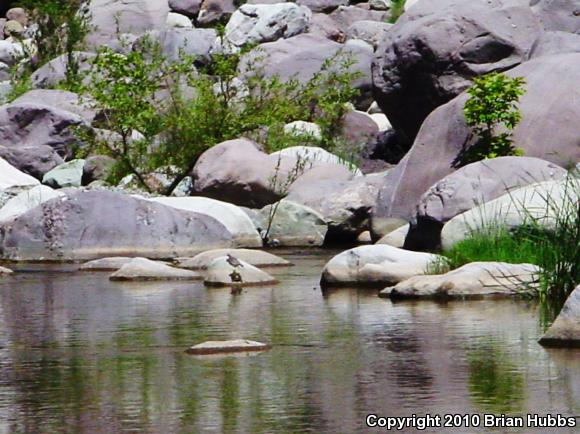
(81, 37), (361, 193)
(460, 72), (526, 165)
(388, 0), (407, 23)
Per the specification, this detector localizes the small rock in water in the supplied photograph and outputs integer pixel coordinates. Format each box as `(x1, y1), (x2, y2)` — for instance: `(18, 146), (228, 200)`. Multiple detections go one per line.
(110, 258), (201, 281)
(204, 256), (278, 287)
(0, 265), (13, 275)
(186, 339), (271, 355)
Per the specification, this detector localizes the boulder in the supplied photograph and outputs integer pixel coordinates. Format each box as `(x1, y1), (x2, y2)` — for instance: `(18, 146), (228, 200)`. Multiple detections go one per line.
(175, 248), (292, 269)
(329, 5), (389, 28)
(342, 110), (380, 144)
(42, 159), (85, 189)
(80, 256), (149, 271)
(145, 28), (218, 65)
(238, 34), (373, 99)
(0, 190), (234, 261)
(440, 179), (579, 250)
(30, 52), (95, 89)
(270, 146), (362, 175)
(0, 39), (23, 65)
(346, 20), (392, 48)
(406, 157), (568, 249)
(197, 0), (236, 25)
(187, 339), (271, 354)
(532, 0), (580, 34)
(0, 145), (64, 180)
(167, 12), (193, 28)
(0, 157), (39, 191)
(286, 175), (382, 242)
(320, 244), (442, 288)
(204, 256), (278, 286)
(372, 0), (542, 142)
(372, 54), (580, 237)
(82, 155), (115, 185)
(539, 284), (580, 347)
(376, 223), (408, 248)
(87, 0), (170, 48)
(381, 262), (540, 299)
(12, 89), (96, 123)
(0, 185), (64, 224)
(0, 101), (84, 158)
(0, 265), (12, 274)
(283, 121), (322, 140)
(307, 13), (346, 42)
(251, 199), (328, 246)
(110, 257), (200, 281)
(529, 31), (580, 58)
(192, 138), (354, 208)
(296, 0), (347, 13)
(145, 196), (262, 248)
(5, 8), (28, 26)
(224, 3), (311, 47)
(169, 0), (203, 17)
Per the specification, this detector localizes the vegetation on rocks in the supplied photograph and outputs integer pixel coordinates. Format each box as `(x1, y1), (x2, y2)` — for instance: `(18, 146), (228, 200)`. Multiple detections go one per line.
(460, 72), (526, 165)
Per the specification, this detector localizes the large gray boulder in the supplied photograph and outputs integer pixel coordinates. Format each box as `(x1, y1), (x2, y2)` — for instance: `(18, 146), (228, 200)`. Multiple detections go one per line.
(0, 185), (64, 224)
(30, 52), (95, 89)
(539, 285), (580, 347)
(224, 3), (311, 47)
(320, 244), (442, 288)
(169, 0), (203, 17)
(329, 5), (388, 28)
(529, 31), (580, 58)
(406, 157), (568, 249)
(0, 101), (84, 158)
(81, 155), (115, 185)
(0, 190), (234, 261)
(440, 179), (579, 250)
(307, 13), (346, 42)
(0, 145), (64, 180)
(250, 199), (329, 246)
(0, 39), (24, 66)
(286, 174), (383, 242)
(532, 0), (580, 34)
(371, 54), (580, 237)
(87, 0), (170, 48)
(296, 0), (347, 13)
(42, 159), (85, 189)
(197, 0), (236, 25)
(12, 89), (96, 123)
(381, 262), (540, 299)
(145, 196), (262, 248)
(238, 34), (373, 100)
(372, 0), (542, 142)
(0, 157), (39, 191)
(145, 28), (218, 65)
(346, 20), (392, 48)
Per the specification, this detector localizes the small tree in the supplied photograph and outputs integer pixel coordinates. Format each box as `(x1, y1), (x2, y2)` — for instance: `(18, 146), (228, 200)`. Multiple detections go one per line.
(460, 72), (526, 165)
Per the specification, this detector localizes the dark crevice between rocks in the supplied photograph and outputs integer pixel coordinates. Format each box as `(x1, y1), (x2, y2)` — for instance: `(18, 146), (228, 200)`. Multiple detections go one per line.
(403, 218), (443, 252)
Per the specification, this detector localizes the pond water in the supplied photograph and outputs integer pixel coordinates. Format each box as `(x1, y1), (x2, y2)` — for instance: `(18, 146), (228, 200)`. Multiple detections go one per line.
(0, 251), (578, 433)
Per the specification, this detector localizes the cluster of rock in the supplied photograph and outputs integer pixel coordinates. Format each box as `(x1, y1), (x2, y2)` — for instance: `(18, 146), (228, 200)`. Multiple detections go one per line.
(79, 248), (289, 287)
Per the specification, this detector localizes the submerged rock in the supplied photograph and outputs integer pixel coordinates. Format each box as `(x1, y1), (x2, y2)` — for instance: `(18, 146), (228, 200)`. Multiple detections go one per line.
(381, 262), (540, 299)
(80, 256), (150, 272)
(320, 245), (442, 288)
(175, 248), (291, 270)
(539, 285), (580, 348)
(204, 256), (278, 287)
(0, 190), (234, 261)
(186, 339), (271, 354)
(110, 257), (201, 281)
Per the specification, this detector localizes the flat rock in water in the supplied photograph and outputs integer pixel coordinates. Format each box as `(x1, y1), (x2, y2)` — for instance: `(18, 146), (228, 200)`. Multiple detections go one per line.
(204, 256), (278, 287)
(81, 256), (154, 271)
(0, 266), (13, 274)
(175, 249), (291, 270)
(320, 245), (442, 288)
(380, 262), (540, 299)
(186, 339), (271, 355)
(110, 258), (201, 281)
(539, 284), (580, 348)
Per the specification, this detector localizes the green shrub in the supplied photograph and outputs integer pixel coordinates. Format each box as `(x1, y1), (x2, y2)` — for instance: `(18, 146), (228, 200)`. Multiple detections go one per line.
(81, 37), (361, 193)
(388, 0), (406, 23)
(460, 72), (526, 165)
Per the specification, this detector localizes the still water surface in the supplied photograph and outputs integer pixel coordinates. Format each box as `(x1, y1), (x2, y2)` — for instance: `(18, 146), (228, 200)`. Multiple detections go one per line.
(0, 251), (578, 433)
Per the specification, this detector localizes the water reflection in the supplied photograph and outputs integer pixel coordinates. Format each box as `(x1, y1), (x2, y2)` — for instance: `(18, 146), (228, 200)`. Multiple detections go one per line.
(0, 254), (578, 433)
